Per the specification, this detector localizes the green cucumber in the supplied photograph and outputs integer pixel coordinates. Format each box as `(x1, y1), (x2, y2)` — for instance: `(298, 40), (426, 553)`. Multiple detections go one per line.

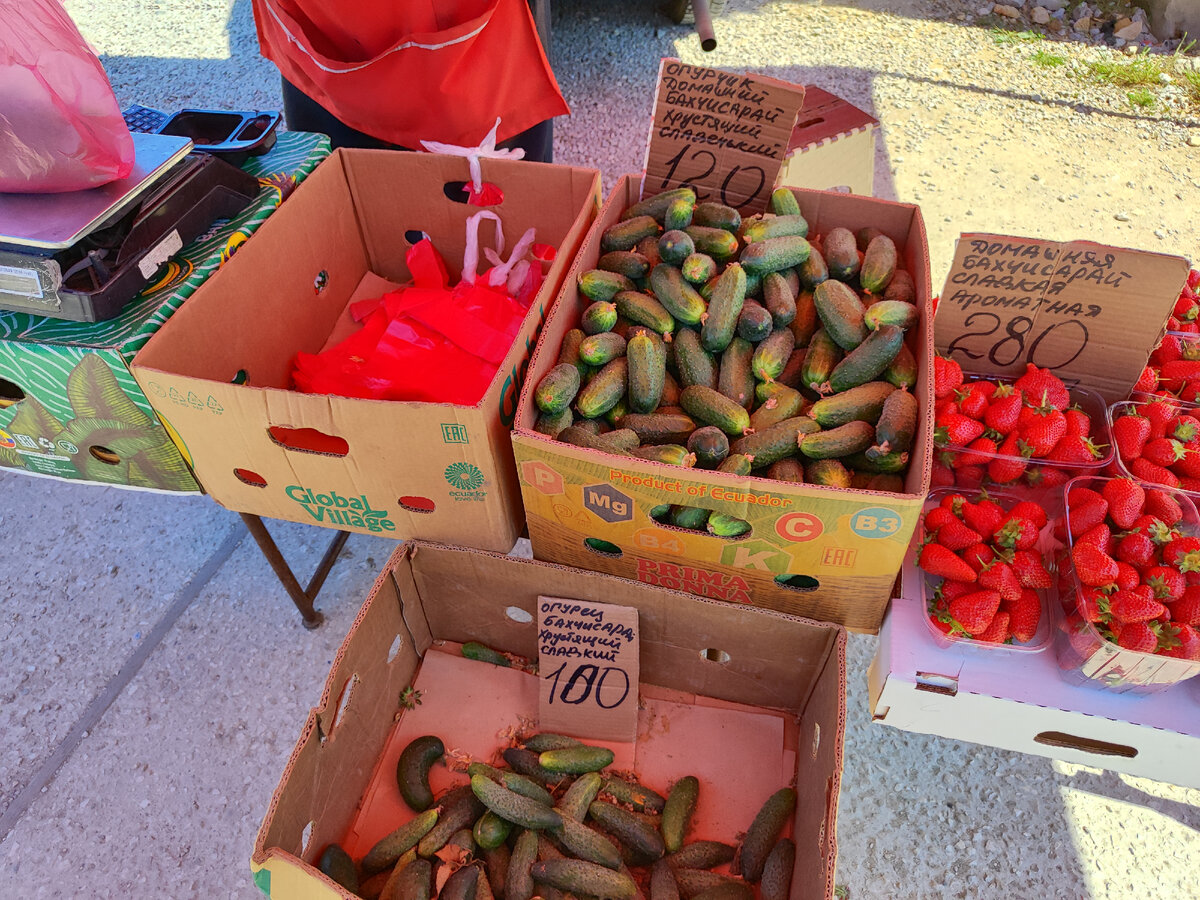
(864, 299), (919, 332)
(856, 226), (886, 251)
(389, 857), (433, 900)
(860, 234), (898, 294)
(443, 863), (481, 900)
(701, 263), (747, 353)
(801, 329), (841, 394)
(762, 271), (796, 328)
(576, 358), (628, 419)
(535, 364), (582, 415)
(736, 301), (773, 343)
(474, 812), (514, 851)
(467, 763), (556, 807)
(717, 454), (753, 475)
(845, 449), (909, 473)
(687, 426), (730, 469)
(823, 227), (860, 282)
(558, 426), (640, 454)
(530, 860), (638, 900)
(740, 235), (811, 276)
(717, 337), (756, 410)
(317, 844), (358, 893)
(470, 774), (562, 831)
(796, 247), (828, 291)
(417, 786), (485, 857)
(751, 328), (796, 383)
(666, 841), (736, 870)
(659, 231), (696, 267)
(483, 844), (509, 899)
(759, 839), (795, 900)
(810, 381), (897, 428)
(743, 214), (809, 243)
(579, 332), (627, 367)
(628, 444), (696, 467)
(396, 735), (444, 813)
(558, 771), (603, 821)
(749, 384), (804, 431)
(628, 332), (667, 414)
(502, 748), (571, 787)
(665, 196), (696, 231)
(660, 776), (699, 853)
(601, 777), (667, 814)
(506, 829), (538, 900)
(619, 411), (696, 445)
(539, 745), (614, 774)
(707, 512), (751, 537)
(603, 216), (663, 253)
(462, 642), (510, 667)
(669, 504), (710, 531)
(553, 815), (623, 870)
(650, 264), (707, 326)
(582, 301), (619, 335)
(623, 187), (697, 224)
(523, 733), (582, 753)
(682, 253), (717, 285)
(769, 188), (802, 217)
(767, 458), (805, 483)
(588, 800), (666, 861)
(790, 288), (818, 347)
(805, 458), (852, 487)
(814, 279), (867, 351)
(731, 416), (819, 469)
(826, 324), (905, 393)
(798, 421), (875, 459)
(871, 388), (919, 456)
(884, 268), (916, 305)
(738, 788), (797, 882)
(884, 341), (918, 390)
(598, 251), (651, 281)
(651, 860), (681, 900)
(680, 385), (751, 436)
(557, 328), (589, 379)
(580, 270), (636, 303)
(692, 202), (742, 232)
(673, 869), (740, 899)
(534, 408), (573, 439)
(673, 328), (718, 390)
(615, 291), (675, 338)
(684, 225), (740, 262)
(362, 808), (440, 874)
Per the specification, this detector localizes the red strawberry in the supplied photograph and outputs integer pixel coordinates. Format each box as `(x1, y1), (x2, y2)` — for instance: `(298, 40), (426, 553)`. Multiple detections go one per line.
(1168, 586), (1200, 625)
(956, 465), (986, 491)
(1114, 561), (1141, 590)
(1064, 408), (1092, 438)
(1112, 413), (1151, 461)
(983, 386), (1023, 435)
(949, 589), (1002, 635)
(1009, 500), (1048, 529)
(1161, 623), (1200, 660)
(1116, 531), (1157, 569)
(1071, 542), (1119, 587)
(978, 560), (1023, 602)
(1170, 415), (1200, 443)
(940, 492), (968, 513)
(1182, 382), (1200, 404)
(923, 506), (958, 533)
(1160, 360), (1200, 384)
(975, 610), (1011, 643)
(1108, 589), (1168, 624)
(1046, 433), (1105, 466)
(961, 498), (1006, 540)
(1162, 535), (1200, 573)
(961, 541), (997, 573)
(1144, 489), (1184, 525)
(1170, 446), (1200, 478)
(1017, 407), (1067, 458)
(958, 436), (999, 468)
(1141, 437), (1187, 469)
(941, 579), (977, 602)
(1115, 621), (1158, 653)
(1141, 398), (1181, 439)
(993, 515), (1038, 551)
(1076, 523), (1113, 553)
(933, 355), (964, 399)
(918, 543), (977, 582)
(1101, 478), (1145, 530)
(955, 383), (991, 419)
(935, 411), (985, 448)
(1014, 364), (1070, 411)
(929, 614), (954, 635)
(1079, 587), (1110, 623)
(987, 432), (1027, 484)
(1068, 497), (1109, 539)
(1011, 549), (1053, 589)
(1144, 564), (1186, 601)
(1133, 365), (1159, 395)
(1130, 514), (1177, 545)
(1129, 456), (1182, 488)
(1157, 333), (1185, 364)
(931, 458), (956, 487)
(935, 520), (983, 552)
(1023, 465), (1071, 489)
(1006, 589), (1042, 642)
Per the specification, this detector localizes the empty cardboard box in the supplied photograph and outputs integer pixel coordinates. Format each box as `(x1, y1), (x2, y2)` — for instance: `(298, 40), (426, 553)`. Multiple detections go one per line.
(776, 87), (879, 196)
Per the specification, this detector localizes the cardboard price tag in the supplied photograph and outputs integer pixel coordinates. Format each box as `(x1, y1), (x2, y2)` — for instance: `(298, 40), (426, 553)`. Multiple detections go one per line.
(537, 596), (639, 742)
(935, 234), (1190, 403)
(641, 60), (806, 215)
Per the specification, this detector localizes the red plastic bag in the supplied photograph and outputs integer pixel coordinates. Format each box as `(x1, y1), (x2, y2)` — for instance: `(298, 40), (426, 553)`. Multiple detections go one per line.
(0, 0), (135, 193)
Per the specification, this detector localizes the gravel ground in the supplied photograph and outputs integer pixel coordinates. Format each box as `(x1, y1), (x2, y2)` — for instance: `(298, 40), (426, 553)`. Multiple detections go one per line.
(4, 0), (1197, 897)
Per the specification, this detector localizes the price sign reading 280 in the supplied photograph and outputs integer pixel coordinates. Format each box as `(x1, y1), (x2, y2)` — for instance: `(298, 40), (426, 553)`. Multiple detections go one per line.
(537, 596), (640, 742)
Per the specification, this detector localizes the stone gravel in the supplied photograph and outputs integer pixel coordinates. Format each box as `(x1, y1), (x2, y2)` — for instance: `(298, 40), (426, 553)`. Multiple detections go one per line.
(3, 0), (1197, 897)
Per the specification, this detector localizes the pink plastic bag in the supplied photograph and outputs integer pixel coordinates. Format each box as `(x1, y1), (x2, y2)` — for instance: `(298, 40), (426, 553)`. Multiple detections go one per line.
(0, 0), (134, 193)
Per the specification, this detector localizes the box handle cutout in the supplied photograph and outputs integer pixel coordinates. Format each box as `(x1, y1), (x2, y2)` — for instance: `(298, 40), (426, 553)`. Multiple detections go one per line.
(914, 672), (958, 697)
(795, 115), (827, 130)
(387, 635), (405, 663)
(268, 426), (349, 456)
(584, 537), (623, 558)
(700, 648), (730, 664)
(0, 378), (25, 407)
(774, 574), (820, 592)
(89, 445), (121, 465)
(231, 369), (249, 385)
(1033, 731), (1138, 759)
(313, 270), (328, 294)
(326, 673), (358, 741)
(299, 820), (313, 856)
(405, 230), (430, 246)
(506, 606), (533, 624)
(234, 467), (268, 487)
(443, 181), (470, 204)
(398, 496), (436, 514)
(827, 185), (853, 194)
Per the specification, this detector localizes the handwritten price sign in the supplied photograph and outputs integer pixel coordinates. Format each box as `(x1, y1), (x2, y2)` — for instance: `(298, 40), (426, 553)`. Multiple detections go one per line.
(642, 60), (806, 216)
(537, 596), (639, 741)
(935, 234), (1189, 403)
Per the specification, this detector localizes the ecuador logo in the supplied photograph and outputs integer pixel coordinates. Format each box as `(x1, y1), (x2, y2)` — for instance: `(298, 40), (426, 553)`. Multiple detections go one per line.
(444, 462), (484, 491)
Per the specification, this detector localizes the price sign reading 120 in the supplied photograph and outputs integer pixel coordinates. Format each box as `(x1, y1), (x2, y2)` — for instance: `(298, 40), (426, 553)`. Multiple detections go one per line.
(537, 596), (640, 742)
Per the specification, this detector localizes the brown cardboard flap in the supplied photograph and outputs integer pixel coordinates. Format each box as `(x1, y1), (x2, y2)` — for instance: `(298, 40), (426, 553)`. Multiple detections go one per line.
(935, 234), (1190, 403)
(642, 60), (806, 215)
(787, 86), (879, 154)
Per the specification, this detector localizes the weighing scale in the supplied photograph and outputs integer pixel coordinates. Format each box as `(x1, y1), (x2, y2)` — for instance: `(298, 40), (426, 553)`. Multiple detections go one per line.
(0, 131), (262, 323)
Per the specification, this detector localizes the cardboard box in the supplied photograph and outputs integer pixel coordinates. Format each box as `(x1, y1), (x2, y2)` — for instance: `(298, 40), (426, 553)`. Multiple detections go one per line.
(511, 178), (933, 633)
(132, 150), (601, 550)
(0, 132), (330, 492)
(776, 87), (879, 197)
(868, 544), (1200, 789)
(251, 541), (846, 900)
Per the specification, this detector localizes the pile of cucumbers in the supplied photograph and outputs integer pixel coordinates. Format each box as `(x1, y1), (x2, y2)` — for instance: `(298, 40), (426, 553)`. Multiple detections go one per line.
(318, 726), (798, 900)
(531, 185), (921, 497)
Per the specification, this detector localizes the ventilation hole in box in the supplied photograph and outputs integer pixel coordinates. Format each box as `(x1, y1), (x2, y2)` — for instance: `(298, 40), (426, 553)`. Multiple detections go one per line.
(313, 270), (328, 294)
(828, 185), (852, 194)
(1033, 731), (1138, 758)
(234, 467), (268, 487)
(89, 446), (121, 465)
(505, 606), (533, 624)
(231, 369), (249, 385)
(328, 674), (358, 739)
(405, 230), (430, 246)
(812, 722), (822, 759)
(700, 648), (731, 664)
(387, 634), (404, 663)
(268, 426), (349, 456)
(443, 180), (470, 203)
(0, 378), (25, 408)
(584, 537), (623, 558)
(775, 573), (820, 592)
(398, 496), (436, 514)
(795, 116), (826, 130)
(299, 820), (314, 856)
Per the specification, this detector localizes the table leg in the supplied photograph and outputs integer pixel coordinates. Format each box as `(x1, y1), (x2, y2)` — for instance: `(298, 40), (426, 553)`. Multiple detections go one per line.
(239, 513), (350, 629)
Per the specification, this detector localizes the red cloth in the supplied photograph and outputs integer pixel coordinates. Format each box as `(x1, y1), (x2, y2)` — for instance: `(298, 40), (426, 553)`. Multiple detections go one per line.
(250, 0), (568, 147)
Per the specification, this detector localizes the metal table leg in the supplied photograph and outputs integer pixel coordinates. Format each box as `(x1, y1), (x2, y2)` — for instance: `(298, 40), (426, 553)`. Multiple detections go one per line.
(239, 513), (350, 629)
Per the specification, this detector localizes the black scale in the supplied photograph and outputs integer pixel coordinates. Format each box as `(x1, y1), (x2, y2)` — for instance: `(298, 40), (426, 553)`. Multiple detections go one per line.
(0, 107), (281, 323)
